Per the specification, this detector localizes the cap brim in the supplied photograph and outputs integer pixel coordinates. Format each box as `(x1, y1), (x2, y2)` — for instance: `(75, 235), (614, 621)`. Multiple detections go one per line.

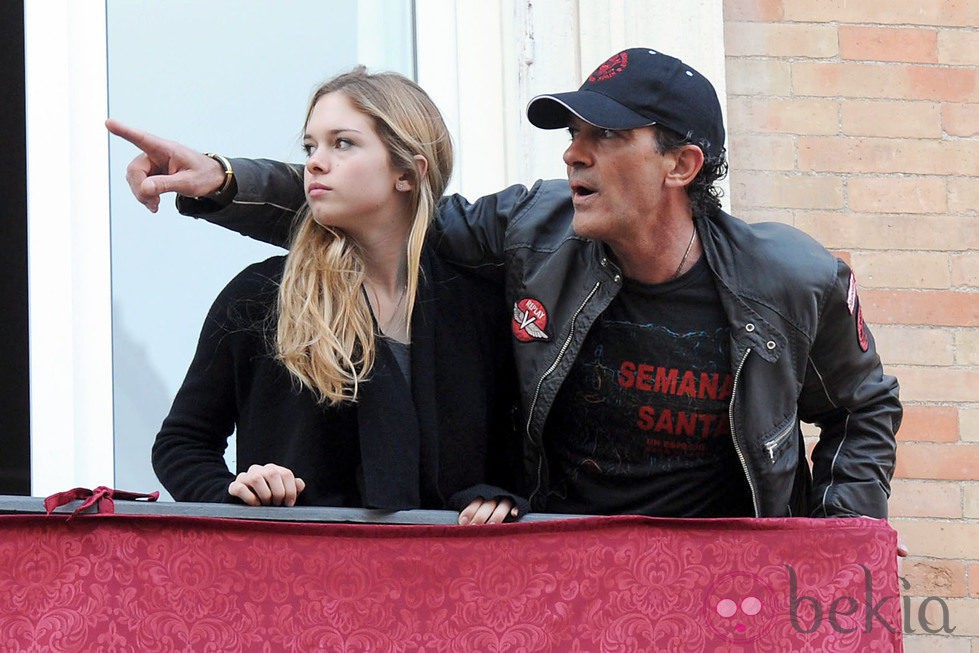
(527, 90), (655, 130)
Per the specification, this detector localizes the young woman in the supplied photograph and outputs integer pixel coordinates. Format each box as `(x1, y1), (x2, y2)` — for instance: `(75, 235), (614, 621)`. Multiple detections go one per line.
(133, 69), (524, 524)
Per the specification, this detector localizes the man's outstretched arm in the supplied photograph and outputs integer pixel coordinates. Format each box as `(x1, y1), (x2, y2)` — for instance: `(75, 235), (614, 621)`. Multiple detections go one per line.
(107, 120), (556, 263)
(107, 119), (302, 248)
(106, 119), (230, 212)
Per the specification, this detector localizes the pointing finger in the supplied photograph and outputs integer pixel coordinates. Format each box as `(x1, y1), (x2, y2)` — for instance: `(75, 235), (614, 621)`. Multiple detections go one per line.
(106, 118), (164, 154)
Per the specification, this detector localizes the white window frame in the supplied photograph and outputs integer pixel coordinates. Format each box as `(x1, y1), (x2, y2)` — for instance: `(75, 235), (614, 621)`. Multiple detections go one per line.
(25, 0), (114, 495)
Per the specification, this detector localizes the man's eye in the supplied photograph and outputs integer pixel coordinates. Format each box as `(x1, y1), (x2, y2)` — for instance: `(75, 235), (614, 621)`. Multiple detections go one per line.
(601, 129), (615, 138)
(567, 128), (578, 141)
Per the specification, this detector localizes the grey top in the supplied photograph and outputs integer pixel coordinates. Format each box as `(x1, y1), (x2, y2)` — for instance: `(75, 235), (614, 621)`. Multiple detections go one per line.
(385, 338), (411, 388)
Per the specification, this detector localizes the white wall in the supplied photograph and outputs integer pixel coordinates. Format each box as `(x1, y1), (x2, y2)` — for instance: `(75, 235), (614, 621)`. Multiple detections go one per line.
(415, 0), (728, 200)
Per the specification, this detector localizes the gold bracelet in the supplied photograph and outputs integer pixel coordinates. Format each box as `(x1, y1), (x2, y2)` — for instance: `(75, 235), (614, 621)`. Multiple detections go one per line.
(203, 152), (235, 198)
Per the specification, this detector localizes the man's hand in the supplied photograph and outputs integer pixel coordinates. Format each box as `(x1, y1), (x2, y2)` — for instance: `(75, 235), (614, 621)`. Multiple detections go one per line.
(458, 496), (519, 525)
(105, 119), (226, 213)
(228, 463), (306, 507)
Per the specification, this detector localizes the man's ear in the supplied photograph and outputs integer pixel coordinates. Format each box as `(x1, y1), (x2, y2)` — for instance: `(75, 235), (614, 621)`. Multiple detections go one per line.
(665, 144), (705, 188)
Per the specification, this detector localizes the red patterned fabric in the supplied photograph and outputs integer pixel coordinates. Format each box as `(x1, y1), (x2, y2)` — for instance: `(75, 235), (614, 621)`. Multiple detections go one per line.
(0, 514), (901, 651)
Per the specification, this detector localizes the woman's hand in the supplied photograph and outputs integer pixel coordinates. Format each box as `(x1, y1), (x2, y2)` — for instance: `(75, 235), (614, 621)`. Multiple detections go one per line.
(458, 496), (519, 525)
(228, 463), (306, 507)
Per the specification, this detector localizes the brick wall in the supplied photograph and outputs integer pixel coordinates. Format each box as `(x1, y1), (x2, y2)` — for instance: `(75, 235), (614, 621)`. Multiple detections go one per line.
(723, 1), (978, 649)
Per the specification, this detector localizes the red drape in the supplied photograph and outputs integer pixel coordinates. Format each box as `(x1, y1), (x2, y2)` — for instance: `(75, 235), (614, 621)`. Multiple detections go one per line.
(0, 513), (902, 651)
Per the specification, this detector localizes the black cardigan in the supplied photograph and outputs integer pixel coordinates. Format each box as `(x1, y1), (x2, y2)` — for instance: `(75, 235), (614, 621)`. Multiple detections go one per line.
(152, 245), (524, 510)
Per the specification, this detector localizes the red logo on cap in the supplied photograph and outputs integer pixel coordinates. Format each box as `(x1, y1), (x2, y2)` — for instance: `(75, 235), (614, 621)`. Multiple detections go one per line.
(512, 298), (549, 342)
(588, 52), (628, 83)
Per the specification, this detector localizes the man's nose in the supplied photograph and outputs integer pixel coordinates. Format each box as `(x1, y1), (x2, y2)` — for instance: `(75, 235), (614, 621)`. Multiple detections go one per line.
(563, 135), (591, 168)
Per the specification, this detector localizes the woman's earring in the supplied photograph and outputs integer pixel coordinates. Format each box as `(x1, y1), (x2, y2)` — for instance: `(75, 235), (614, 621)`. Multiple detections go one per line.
(396, 180), (408, 191)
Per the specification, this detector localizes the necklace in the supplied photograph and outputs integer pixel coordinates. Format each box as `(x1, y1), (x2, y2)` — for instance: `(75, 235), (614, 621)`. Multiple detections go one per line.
(364, 282), (408, 334)
(672, 226), (697, 280)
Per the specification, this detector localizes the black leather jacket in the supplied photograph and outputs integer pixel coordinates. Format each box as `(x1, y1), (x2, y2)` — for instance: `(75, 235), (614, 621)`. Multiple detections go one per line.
(179, 161), (901, 519)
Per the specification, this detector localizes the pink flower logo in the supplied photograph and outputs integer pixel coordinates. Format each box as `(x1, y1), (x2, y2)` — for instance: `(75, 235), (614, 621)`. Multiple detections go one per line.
(704, 571), (775, 643)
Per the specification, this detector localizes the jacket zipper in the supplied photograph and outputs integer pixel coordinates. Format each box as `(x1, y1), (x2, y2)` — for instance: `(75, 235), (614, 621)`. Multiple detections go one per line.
(729, 347), (760, 517)
(764, 421), (794, 463)
(528, 281), (602, 500)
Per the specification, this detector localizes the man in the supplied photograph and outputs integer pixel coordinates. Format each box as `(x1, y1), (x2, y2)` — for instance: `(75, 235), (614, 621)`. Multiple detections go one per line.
(110, 47), (900, 519)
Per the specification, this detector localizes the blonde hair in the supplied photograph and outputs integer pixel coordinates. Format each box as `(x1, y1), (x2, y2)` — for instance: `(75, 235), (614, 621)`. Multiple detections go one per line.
(276, 68), (453, 405)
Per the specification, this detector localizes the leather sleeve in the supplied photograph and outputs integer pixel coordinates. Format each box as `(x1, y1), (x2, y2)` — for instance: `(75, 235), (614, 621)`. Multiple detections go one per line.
(175, 158), (305, 249)
(432, 181), (561, 281)
(800, 258), (902, 518)
(175, 156), (551, 276)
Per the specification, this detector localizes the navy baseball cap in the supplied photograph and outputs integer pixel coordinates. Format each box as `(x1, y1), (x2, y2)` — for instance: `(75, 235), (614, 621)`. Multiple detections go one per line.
(527, 48), (725, 157)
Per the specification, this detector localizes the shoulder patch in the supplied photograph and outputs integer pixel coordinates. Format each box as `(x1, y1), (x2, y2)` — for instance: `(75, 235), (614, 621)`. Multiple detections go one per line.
(847, 272), (869, 351)
(846, 272), (858, 315)
(856, 302), (870, 352)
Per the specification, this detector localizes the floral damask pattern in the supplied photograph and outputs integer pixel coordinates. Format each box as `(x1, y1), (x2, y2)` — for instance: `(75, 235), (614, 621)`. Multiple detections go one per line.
(0, 514), (902, 651)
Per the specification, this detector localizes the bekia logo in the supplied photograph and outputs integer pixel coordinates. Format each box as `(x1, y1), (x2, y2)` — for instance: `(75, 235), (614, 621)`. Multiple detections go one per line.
(703, 565), (951, 641)
(704, 572), (776, 643)
(511, 298), (549, 342)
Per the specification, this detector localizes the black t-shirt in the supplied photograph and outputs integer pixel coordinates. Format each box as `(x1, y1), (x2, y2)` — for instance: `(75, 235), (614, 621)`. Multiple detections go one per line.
(543, 258), (754, 517)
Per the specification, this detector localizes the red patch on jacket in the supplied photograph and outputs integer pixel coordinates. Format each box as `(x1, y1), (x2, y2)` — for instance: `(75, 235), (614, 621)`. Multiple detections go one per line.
(856, 303), (870, 352)
(512, 298), (550, 342)
(848, 272), (869, 351)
